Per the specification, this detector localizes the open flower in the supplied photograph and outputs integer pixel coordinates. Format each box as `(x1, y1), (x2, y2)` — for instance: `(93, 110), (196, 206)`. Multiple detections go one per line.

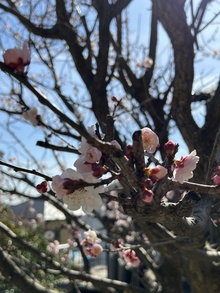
(141, 127), (159, 153)
(3, 40), (31, 74)
(172, 150), (199, 184)
(122, 249), (140, 267)
(51, 168), (103, 213)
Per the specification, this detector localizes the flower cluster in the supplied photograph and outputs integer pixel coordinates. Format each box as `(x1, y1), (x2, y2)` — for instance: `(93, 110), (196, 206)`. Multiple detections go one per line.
(111, 240), (140, 267)
(81, 229), (103, 258)
(127, 128), (200, 204)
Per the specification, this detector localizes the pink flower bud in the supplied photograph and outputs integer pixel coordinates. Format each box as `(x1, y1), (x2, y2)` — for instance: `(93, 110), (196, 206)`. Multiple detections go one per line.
(141, 127), (159, 153)
(164, 140), (177, 156)
(142, 188), (154, 203)
(36, 181), (48, 193)
(212, 174), (220, 186)
(90, 243), (103, 257)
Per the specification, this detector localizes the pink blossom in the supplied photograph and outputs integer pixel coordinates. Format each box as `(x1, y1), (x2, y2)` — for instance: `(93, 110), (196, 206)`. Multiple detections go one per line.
(164, 140), (177, 156)
(22, 107), (39, 126)
(74, 157), (93, 175)
(90, 243), (103, 257)
(212, 166), (220, 186)
(84, 146), (102, 163)
(84, 243), (103, 258)
(47, 240), (59, 255)
(145, 165), (167, 181)
(51, 168), (103, 213)
(212, 174), (220, 186)
(75, 125), (103, 176)
(3, 40), (31, 74)
(79, 125), (103, 154)
(141, 127), (159, 153)
(122, 249), (140, 267)
(172, 150), (199, 184)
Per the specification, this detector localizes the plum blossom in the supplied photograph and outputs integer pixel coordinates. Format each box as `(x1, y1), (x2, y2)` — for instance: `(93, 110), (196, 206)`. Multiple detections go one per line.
(122, 249), (140, 267)
(51, 168), (103, 213)
(141, 127), (159, 153)
(212, 175), (220, 186)
(145, 165), (167, 181)
(47, 240), (59, 255)
(212, 166), (220, 186)
(3, 40), (31, 74)
(172, 150), (199, 184)
(84, 243), (103, 258)
(22, 107), (39, 126)
(74, 125), (102, 176)
(90, 243), (103, 257)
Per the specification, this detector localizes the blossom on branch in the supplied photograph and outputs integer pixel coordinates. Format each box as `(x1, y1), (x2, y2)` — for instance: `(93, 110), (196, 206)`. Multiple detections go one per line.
(145, 165), (168, 181)
(36, 180), (48, 193)
(81, 229), (103, 258)
(74, 125), (102, 176)
(47, 240), (59, 255)
(3, 40), (31, 74)
(212, 166), (220, 186)
(172, 150), (199, 184)
(164, 140), (177, 156)
(51, 168), (103, 213)
(84, 229), (98, 244)
(142, 188), (154, 203)
(122, 249), (140, 267)
(141, 127), (159, 153)
(22, 107), (39, 126)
